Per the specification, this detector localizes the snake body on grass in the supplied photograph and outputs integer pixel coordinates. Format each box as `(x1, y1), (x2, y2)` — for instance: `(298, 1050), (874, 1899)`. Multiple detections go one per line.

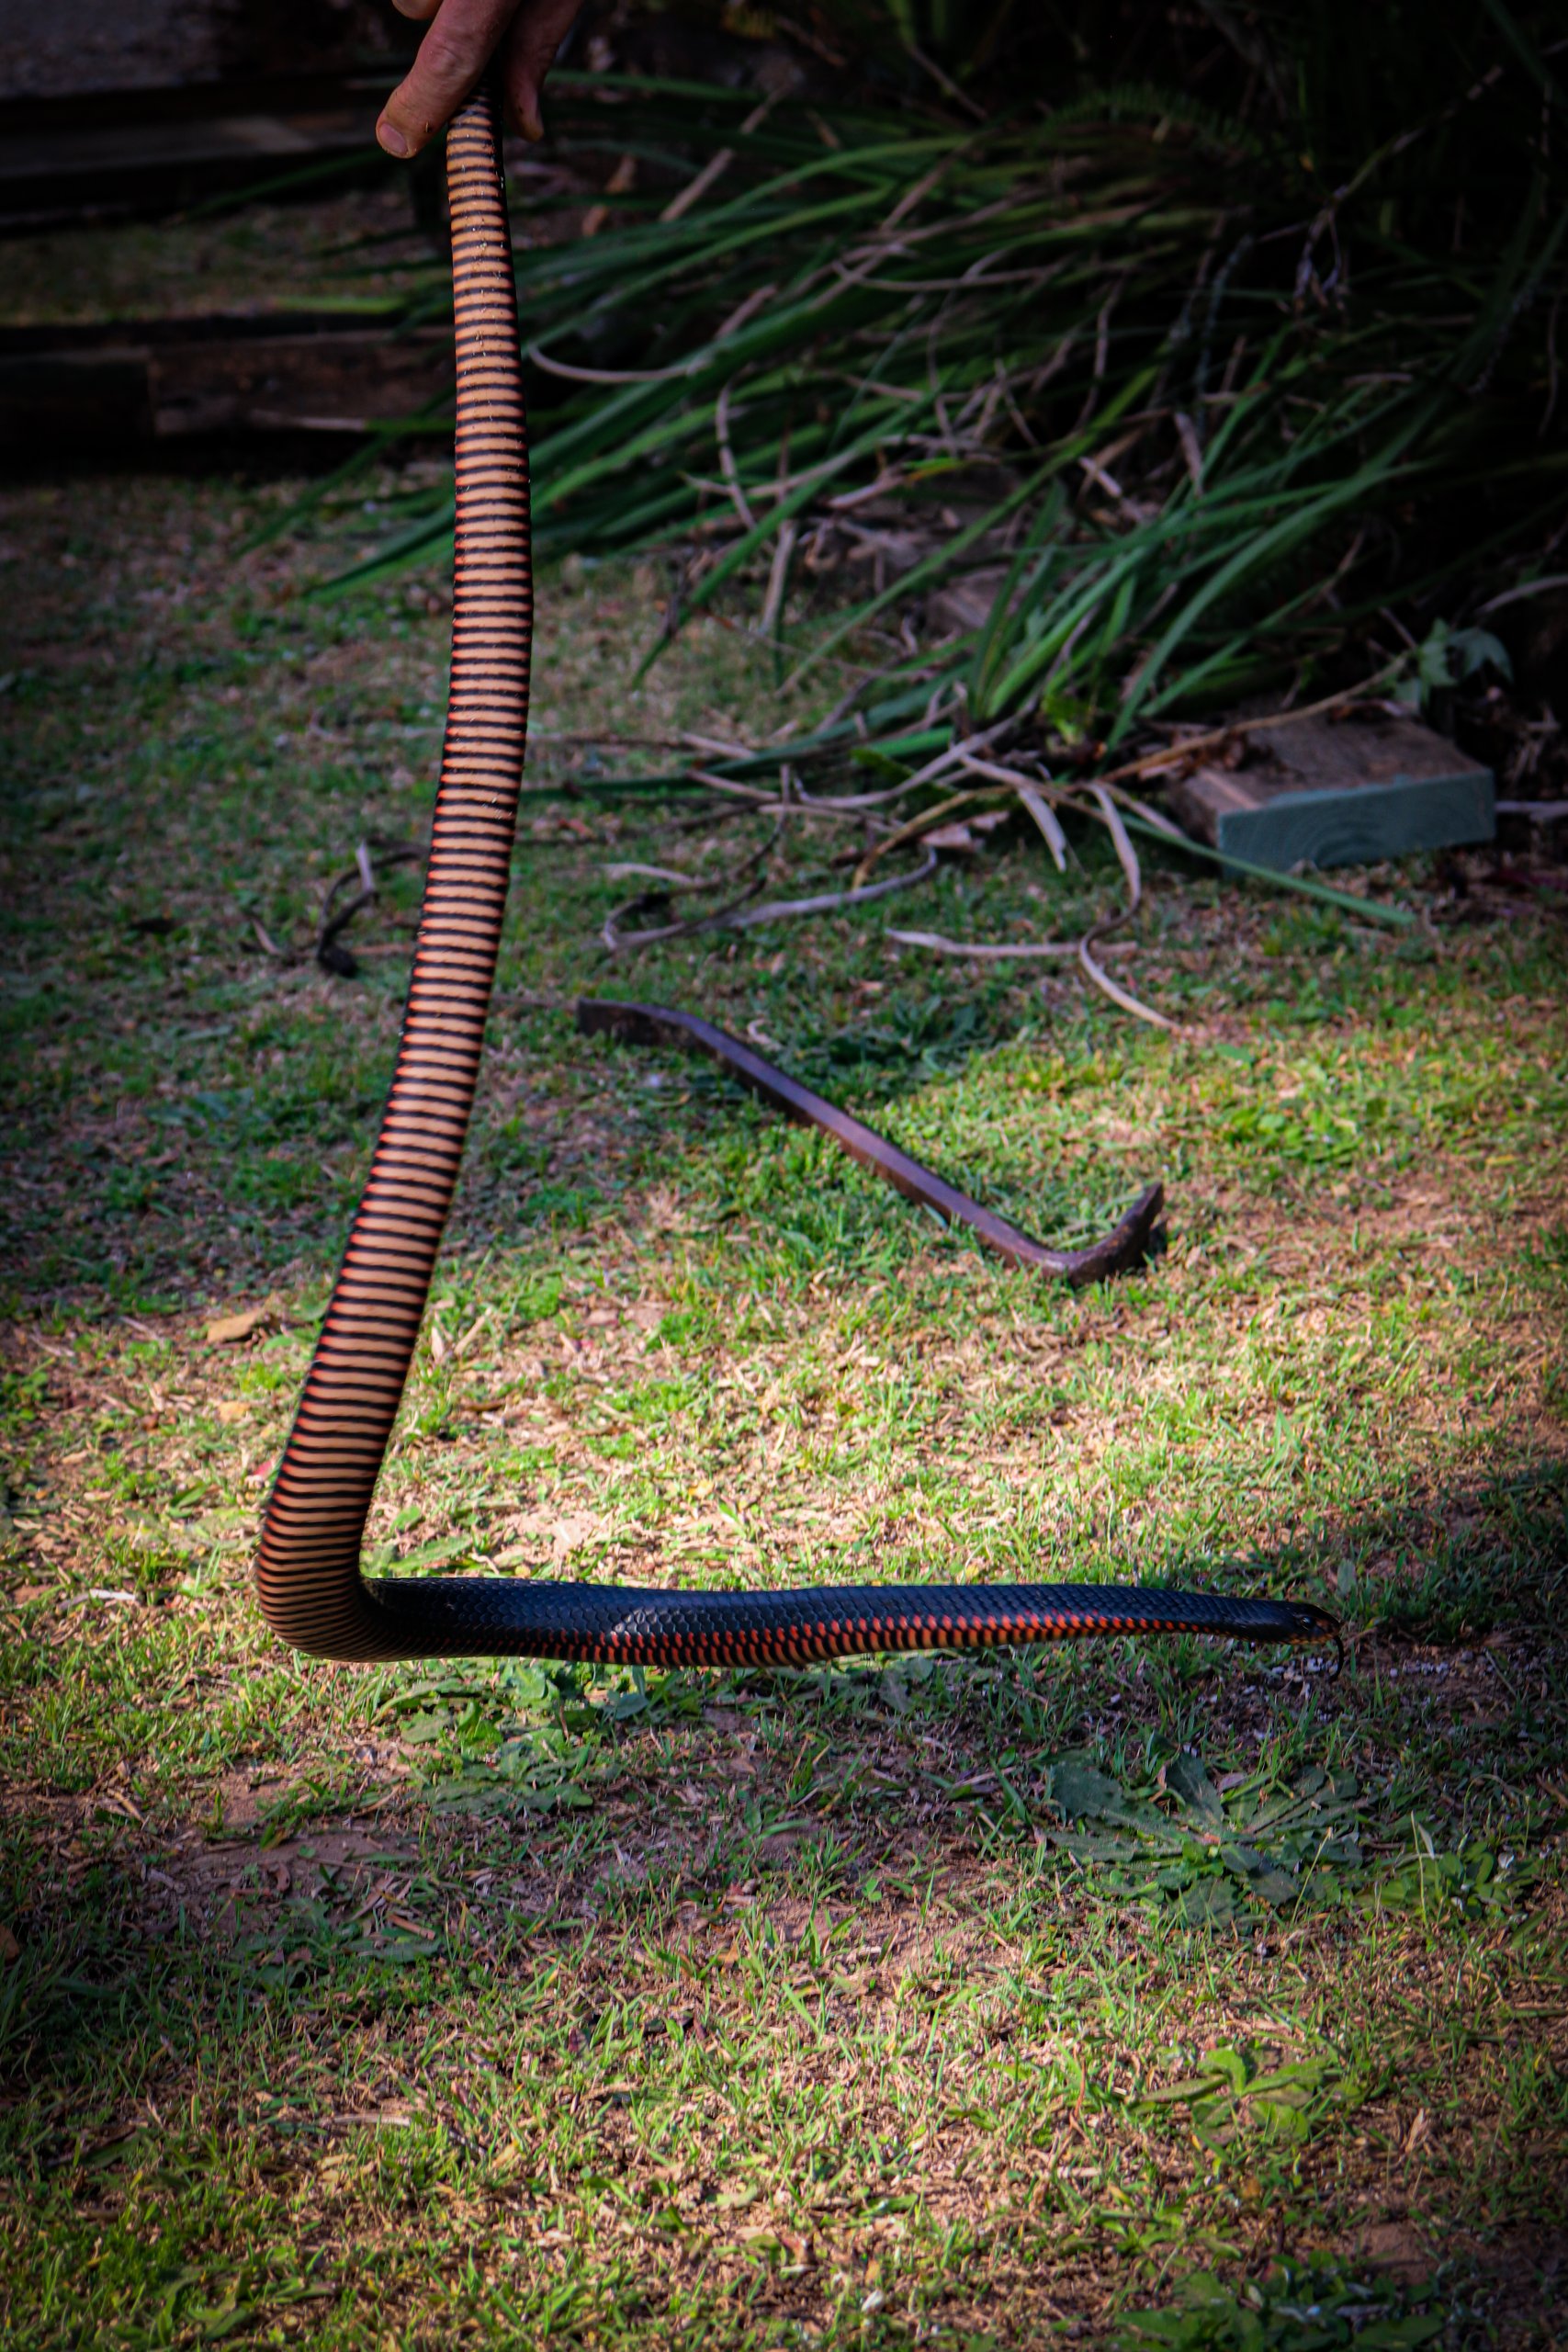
(254, 88), (1334, 1668)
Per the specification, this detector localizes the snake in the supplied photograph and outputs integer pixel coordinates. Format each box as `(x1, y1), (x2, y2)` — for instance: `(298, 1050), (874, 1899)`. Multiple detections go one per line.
(254, 86), (1335, 1669)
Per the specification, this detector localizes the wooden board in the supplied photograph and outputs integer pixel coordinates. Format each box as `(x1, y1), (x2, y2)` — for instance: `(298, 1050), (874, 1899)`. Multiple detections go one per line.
(0, 314), (452, 445)
(1162, 708), (1495, 872)
(0, 75), (388, 225)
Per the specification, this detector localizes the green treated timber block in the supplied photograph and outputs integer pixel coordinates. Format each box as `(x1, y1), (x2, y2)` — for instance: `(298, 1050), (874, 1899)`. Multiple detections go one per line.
(1213, 767), (1495, 871)
(1164, 711), (1495, 874)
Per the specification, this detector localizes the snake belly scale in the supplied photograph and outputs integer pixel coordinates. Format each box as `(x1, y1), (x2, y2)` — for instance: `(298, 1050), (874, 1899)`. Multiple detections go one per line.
(254, 87), (1335, 1668)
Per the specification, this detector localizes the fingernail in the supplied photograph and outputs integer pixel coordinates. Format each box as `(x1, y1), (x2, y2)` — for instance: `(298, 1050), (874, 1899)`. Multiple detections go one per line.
(378, 120), (411, 158)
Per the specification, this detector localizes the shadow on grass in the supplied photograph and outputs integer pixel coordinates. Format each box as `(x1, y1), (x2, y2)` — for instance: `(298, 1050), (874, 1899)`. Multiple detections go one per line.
(6, 1453), (1562, 2067)
(2, 1460), (1562, 2344)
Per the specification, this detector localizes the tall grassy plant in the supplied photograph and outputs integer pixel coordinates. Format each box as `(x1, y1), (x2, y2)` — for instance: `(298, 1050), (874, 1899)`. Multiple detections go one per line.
(312, 4), (1565, 760)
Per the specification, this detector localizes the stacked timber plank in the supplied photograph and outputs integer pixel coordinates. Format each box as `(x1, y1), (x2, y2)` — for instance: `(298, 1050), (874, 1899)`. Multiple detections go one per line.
(0, 76), (389, 227)
(0, 311), (451, 447)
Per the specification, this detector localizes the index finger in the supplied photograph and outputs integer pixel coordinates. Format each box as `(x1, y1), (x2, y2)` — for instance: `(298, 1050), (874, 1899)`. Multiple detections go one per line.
(378, 0), (518, 158)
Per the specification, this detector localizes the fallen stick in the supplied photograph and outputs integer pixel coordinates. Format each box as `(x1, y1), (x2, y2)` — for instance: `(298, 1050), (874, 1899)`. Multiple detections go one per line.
(604, 849), (939, 951)
(578, 998), (1165, 1285)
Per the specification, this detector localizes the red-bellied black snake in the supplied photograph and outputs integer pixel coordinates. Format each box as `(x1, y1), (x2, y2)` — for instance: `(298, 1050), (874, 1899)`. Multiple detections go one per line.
(254, 88), (1335, 1668)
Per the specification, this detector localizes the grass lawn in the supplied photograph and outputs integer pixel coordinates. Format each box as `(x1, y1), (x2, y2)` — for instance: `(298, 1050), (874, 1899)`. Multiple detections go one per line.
(1, 459), (1565, 2348)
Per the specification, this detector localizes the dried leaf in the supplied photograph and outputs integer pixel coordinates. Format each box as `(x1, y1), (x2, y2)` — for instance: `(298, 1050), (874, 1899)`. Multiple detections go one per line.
(1016, 781), (1069, 871)
(206, 1295), (284, 1346)
(888, 927), (1078, 959)
(1078, 933), (1177, 1030)
(1089, 783), (1142, 910)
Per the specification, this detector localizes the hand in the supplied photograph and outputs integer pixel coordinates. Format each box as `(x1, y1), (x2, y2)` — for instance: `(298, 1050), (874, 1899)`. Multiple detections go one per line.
(377, 0), (583, 159)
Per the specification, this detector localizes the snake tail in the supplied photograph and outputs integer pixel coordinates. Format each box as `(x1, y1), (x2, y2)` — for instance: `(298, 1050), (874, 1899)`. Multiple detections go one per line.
(254, 87), (1337, 1667)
